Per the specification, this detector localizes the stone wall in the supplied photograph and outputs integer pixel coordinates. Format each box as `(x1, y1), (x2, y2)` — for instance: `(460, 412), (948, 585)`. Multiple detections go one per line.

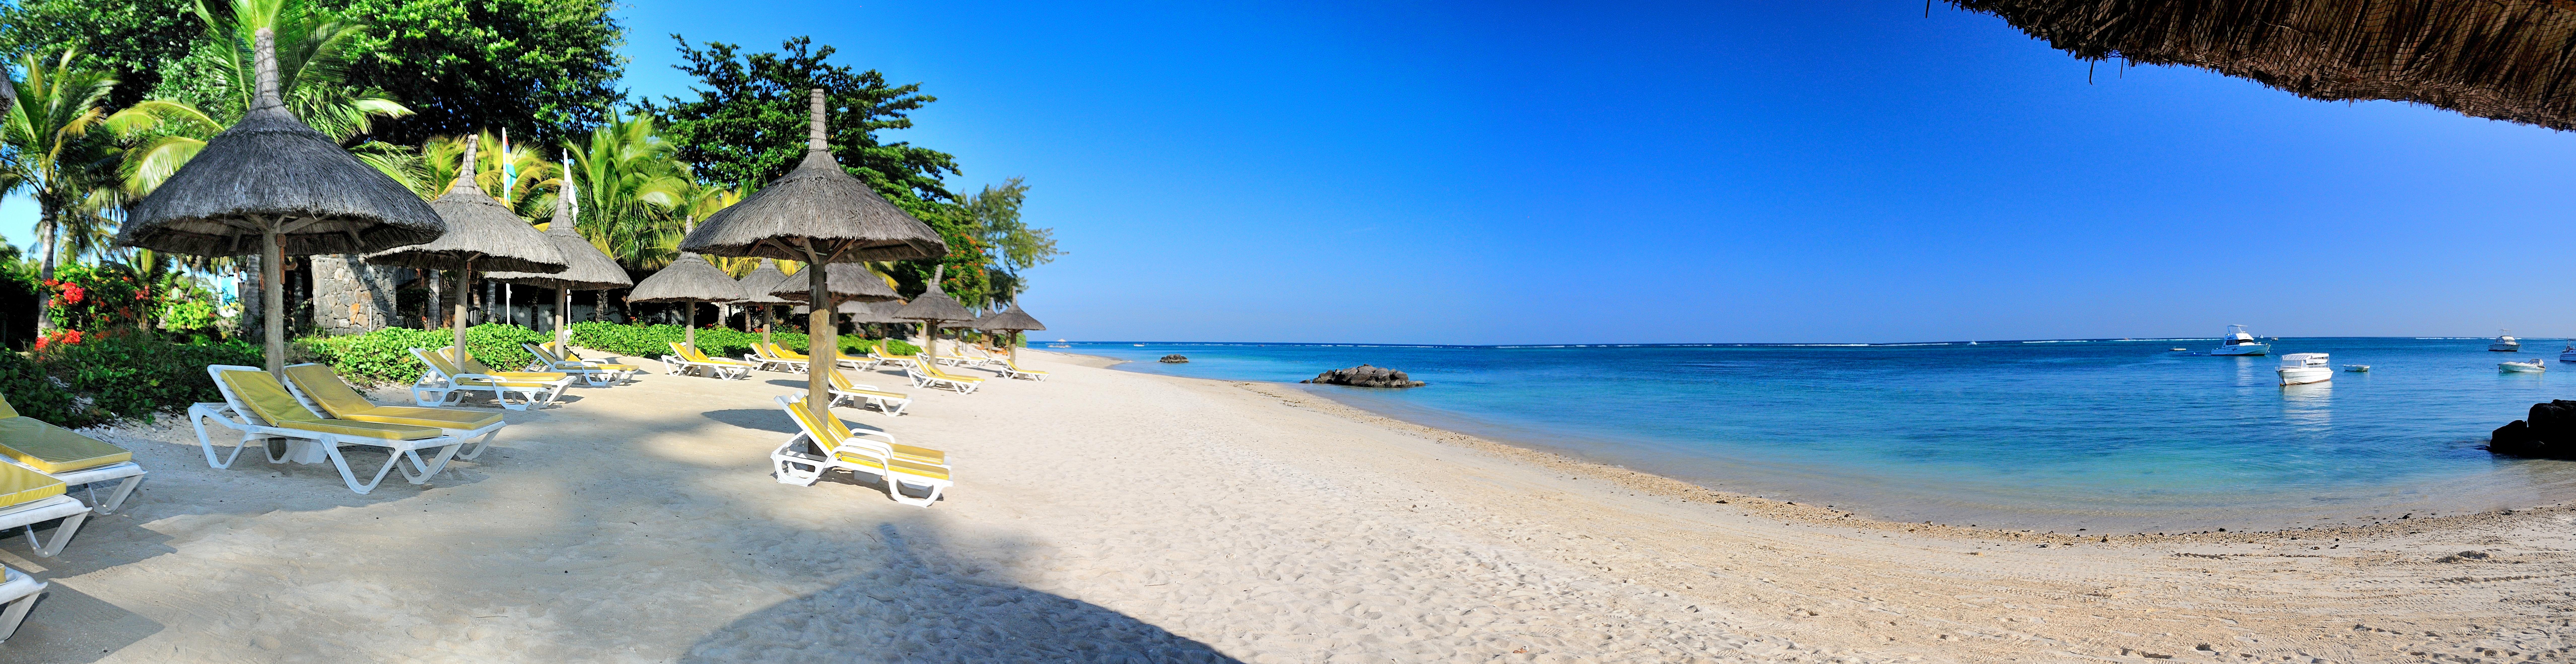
(308, 255), (402, 334)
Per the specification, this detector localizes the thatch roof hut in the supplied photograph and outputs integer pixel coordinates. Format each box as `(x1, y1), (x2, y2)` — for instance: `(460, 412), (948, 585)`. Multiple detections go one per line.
(676, 88), (948, 417)
(972, 306), (1046, 364)
(767, 263), (898, 303)
(838, 298), (906, 324)
(365, 136), (567, 354)
(118, 28), (444, 374)
(894, 265), (975, 323)
(1948, 0), (2576, 130)
(488, 158), (630, 345)
(732, 259), (794, 343)
(628, 251), (748, 347)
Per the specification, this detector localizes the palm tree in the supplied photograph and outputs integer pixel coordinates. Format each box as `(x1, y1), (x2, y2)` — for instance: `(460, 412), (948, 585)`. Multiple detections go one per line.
(105, 0), (413, 198)
(564, 114), (691, 270)
(1, 48), (120, 331)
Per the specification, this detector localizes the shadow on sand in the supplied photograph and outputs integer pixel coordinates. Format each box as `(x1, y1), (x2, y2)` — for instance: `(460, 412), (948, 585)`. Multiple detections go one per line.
(683, 523), (1238, 663)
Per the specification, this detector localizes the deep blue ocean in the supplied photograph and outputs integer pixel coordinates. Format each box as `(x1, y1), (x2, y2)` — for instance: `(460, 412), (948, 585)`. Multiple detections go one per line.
(1056, 337), (2576, 532)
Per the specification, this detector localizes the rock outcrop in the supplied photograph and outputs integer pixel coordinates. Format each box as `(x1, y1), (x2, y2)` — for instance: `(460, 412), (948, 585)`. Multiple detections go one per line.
(1159, 355), (1188, 363)
(2491, 400), (2576, 458)
(1301, 364), (1425, 388)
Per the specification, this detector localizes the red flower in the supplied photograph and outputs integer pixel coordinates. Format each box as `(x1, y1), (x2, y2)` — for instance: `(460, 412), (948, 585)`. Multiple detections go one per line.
(60, 284), (84, 305)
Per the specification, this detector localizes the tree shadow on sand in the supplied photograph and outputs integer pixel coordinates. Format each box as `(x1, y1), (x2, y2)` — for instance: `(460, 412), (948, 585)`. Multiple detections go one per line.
(683, 523), (1239, 663)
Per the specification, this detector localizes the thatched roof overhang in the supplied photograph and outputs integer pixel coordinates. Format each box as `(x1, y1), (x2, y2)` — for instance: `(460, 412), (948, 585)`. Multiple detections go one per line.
(677, 89), (948, 264)
(628, 252), (749, 303)
(1948, 0), (2576, 130)
(894, 265), (975, 323)
(973, 307), (1047, 332)
(488, 175), (629, 289)
(365, 137), (567, 274)
(731, 259), (796, 305)
(769, 263), (898, 304)
(119, 30), (443, 256)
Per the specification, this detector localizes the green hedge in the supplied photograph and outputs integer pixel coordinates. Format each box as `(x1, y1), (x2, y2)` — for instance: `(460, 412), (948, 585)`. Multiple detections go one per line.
(297, 324), (548, 385)
(565, 322), (915, 361)
(0, 333), (263, 428)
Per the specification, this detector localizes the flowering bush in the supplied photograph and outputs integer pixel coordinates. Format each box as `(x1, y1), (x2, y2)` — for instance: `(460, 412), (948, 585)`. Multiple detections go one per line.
(42, 264), (151, 333)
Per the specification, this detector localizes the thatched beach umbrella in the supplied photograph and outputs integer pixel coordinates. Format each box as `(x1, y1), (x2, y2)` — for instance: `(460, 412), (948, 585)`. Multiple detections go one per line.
(487, 153), (632, 348)
(680, 88), (947, 423)
(734, 259), (795, 344)
(119, 28), (444, 375)
(1948, 0), (2576, 130)
(628, 239), (748, 348)
(894, 265), (975, 361)
(365, 136), (567, 357)
(972, 306), (1047, 364)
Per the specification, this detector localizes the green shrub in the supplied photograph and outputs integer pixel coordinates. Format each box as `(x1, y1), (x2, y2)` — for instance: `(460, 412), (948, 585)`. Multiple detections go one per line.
(565, 322), (914, 360)
(298, 324), (549, 385)
(5, 333), (262, 427)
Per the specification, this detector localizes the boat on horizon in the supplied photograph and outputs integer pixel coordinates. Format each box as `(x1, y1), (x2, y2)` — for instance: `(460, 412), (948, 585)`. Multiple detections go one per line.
(2491, 330), (2520, 352)
(2501, 359), (2547, 373)
(2343, 364), (2370, 372)
(2558, 341), (2575, 363)
(2211, 325), (2269, 356)
(2277, 353), (2332, 385)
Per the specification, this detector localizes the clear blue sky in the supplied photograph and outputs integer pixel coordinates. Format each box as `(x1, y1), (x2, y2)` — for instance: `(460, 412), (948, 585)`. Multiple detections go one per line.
(11, 2), (2574, 344)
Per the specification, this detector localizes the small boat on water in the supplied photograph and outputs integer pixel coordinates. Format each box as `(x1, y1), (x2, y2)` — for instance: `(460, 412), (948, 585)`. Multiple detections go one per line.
(2559, 342), (2576, 363)
(2276, 353), (2332, 385)
(2491, 330), (2520, 352)
(2501, 359), (2547, 373)
(2343, 364), (2370, 372)
(2170, 347), (2187, 352)
(2211, 325), (2270, 356)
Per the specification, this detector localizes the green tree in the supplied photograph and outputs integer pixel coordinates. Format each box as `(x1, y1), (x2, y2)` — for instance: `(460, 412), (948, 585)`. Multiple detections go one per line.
(0, 0), (199, 110)
(106, 0), (416, 197)
(0, 47), (122, 331)
(640, 36), (958, 209)
(564, 113), (690, 271)
(960, 177), (1061, 304)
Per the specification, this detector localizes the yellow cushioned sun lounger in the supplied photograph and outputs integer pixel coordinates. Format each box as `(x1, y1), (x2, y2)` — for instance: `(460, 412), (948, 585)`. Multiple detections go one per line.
(768, 394), (950, 506)
(0, 461), (87, 557)
(525, 343), (638, 385)
(408, 347), (574, 410)
(0, 393), (147, 514)
(822, 368), (913, 416)
(0, 464), (62, 511)
(283, 364), (509, 460)
(191, 367), (470, 494)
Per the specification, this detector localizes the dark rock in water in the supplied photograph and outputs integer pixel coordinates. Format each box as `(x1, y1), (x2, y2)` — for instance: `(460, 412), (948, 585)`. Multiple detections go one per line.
(1301, 364), (1425, 388)
(1158, 354), (1188, 363)
(2491, 399), (2576, 458)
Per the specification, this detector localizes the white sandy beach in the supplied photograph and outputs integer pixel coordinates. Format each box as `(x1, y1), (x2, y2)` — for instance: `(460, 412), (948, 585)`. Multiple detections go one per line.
(0, 350), (2566, 662)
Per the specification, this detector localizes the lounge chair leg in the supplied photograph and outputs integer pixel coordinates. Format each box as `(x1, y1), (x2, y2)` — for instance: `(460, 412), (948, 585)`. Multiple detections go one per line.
(396, 442), (464, 484)
(320, 438), (402, 495)
(91, 473), (145, 515)
(23, 512), (87, 557)
(0, 579), (39, 642)
(452, 426), (503, 461)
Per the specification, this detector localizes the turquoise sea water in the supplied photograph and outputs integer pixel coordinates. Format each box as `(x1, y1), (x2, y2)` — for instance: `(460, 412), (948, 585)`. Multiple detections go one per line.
(1058, 337), (2576, 532)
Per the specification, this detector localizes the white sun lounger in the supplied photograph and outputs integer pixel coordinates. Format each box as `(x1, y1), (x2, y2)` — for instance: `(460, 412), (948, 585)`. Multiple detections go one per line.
(769, 394), (950, 507)
(409, 347), (574, 410)
(996, 357), (1050, 381)
(906, 354), (984, 394)
(0, 393), (146, 515)
(660, 343), (754, 379)
(743, 343), (808, 373)
(0, 565), (43, 642)
(823, 368), (913, 416)
(524, 343), (639, 386)
(0, 462), (91, 558)
(282, 363), (509, 461)
(190, 366), (471, 494)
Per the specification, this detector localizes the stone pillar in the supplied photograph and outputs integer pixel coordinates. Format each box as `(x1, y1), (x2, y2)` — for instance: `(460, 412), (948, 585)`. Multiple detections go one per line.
(237, 256), (263, 341)
(308, 254), (395, 335)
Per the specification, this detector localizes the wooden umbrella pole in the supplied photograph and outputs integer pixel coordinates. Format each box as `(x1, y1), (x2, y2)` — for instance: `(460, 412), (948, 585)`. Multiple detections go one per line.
(684, 301), (696, 347)
(452, 257), (475, 360)
(262, 224), (285, 375)
(557, 288), (571, 347)
(805, 248), (833, 425)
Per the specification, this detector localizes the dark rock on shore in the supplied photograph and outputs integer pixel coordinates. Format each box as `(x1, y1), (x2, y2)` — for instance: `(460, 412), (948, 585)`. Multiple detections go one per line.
(1301, 364), (1425, 388)
(1159, 355), (1188, 363)
(2491, 400), (2576, 458)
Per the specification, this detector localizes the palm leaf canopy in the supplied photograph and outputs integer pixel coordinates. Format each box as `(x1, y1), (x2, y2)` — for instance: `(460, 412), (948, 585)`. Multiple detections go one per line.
(118, 29), (442, 256)
(677, 89), (946, 263)
(364, 136), (565, 274)
(1950, 0), (2576, 130)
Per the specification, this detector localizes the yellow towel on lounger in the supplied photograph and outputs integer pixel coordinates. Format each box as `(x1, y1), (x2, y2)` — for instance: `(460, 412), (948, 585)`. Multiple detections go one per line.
(0, 392), (132, 474)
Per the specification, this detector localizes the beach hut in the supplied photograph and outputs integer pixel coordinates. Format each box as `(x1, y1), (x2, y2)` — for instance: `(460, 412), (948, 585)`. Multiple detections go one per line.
(679, 89), (948, 423)
(486, 152), (632, 348)
(117, 28), (445, 375)
(971, 306), (1047, 365)
(627, 237), (749, 348)
(733, 260), (796, 344)
(1948, 0), (2576, 129)
(365, 136), (569, 357)
(894, 265), (976, 361)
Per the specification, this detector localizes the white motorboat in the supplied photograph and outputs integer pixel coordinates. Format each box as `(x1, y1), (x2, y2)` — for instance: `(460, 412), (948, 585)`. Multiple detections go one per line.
(2500, 359), (2547, 373)
(2211, 325), (2270, 356)
(2343, 364), (2370, 372)
(2276, 353), (2332, 385)
(2169, 347), (2187, 352)
(2490, 330), (2520, 352)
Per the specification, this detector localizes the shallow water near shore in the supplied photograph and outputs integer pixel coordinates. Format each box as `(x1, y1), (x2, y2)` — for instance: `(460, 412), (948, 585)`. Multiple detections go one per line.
(1064, 337), (2576, 532)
